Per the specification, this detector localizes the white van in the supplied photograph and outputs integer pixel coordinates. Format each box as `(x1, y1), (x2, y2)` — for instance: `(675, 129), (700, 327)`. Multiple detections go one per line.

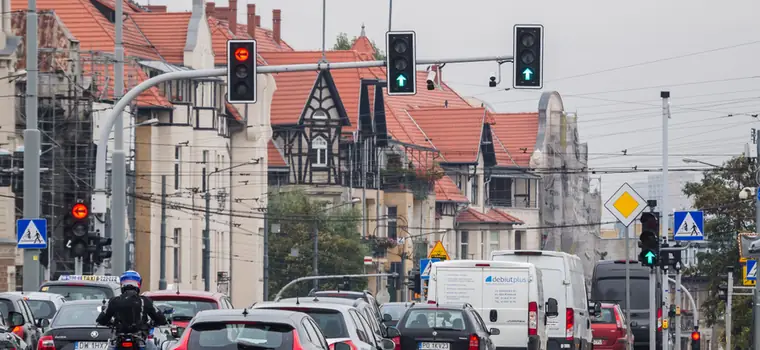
(426, 260), (559, 350)
(490, 250), (595, 350)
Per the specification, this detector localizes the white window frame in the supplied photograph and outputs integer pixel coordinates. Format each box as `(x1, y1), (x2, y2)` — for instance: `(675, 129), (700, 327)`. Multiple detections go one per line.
(174, 146), (182, 191)
(459, 231), (469, 259)
(489, 230), (500, 255)
(312, 136), (328, 167)
(173, 228), (182, 282)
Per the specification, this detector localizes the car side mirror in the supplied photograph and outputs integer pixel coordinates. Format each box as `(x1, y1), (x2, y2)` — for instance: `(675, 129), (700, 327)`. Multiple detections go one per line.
(545, 298), (559, 318)
(35, 318), (50, 328)
(489, 328), (500, 336)
(7, 312), (24, 328)
(386, 327), (400, 338)
(333, 342), (352, 350)
(383, 313), (393, 322)
(380, 339), (396, 350)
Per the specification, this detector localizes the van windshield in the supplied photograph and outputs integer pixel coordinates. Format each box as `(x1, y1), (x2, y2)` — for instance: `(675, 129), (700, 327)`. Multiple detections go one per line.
(594, 278), (649, 310)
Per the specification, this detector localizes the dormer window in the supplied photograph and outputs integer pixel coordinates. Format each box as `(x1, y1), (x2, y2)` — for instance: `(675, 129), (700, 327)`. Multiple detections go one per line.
(313, 110), (328, 120)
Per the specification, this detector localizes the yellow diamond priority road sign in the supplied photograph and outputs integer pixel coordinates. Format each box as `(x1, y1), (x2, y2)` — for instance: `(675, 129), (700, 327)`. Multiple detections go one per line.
(604, 182), (648, 227)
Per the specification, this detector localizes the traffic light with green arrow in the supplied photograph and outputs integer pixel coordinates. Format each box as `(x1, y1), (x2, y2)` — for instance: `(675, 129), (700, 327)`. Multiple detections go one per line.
(513, 24), (543, 89)
(386, 31), (416, 96)
(638, 211), (659, 268)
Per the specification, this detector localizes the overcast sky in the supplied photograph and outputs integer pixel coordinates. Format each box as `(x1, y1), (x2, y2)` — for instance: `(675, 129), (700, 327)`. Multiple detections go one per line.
(146, 0), (760, 222)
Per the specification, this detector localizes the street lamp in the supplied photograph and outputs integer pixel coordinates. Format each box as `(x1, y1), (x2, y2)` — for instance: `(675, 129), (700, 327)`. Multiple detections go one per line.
(312, 198), (361, 291)
(203, 158), (260, 292)
(682, 158), (719, 168)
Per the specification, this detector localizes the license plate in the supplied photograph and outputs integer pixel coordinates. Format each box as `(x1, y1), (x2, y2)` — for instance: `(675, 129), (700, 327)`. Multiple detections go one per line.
(76, 342), (109, 350)
(593, 339), (604, 345)
(419, 342), (450, 350)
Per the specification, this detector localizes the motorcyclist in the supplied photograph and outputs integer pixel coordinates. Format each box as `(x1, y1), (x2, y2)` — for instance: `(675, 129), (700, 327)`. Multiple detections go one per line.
(96, 270), (168, 350)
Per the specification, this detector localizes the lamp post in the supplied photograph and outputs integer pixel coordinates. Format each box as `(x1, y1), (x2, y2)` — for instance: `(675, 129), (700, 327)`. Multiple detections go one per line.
(682, 158), (719, 168)
(312, 198), (361, 291)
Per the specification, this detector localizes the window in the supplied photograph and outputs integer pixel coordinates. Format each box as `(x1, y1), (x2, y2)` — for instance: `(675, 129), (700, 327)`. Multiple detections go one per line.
(515, 230), (524, 250)
(310, 136), (328, 167)
(174, 146), (182, 190)
(347, 310), (371, 344)
(188, 322), (295, 350)
(489, 231), (500, 255)
(202, 150), (209, 192)
(312, 110), (327, 119)
(470, 177), (478, 205)
(403, 309), (466, 330)
(387, 206), (398, 239)
(173, 228), (182, 282)
(459, 231), (469, 259)
(488, 177), (513, 207)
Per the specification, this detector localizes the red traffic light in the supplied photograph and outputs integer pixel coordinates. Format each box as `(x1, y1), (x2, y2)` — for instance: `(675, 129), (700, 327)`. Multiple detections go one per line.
(71, 203), (89, 220)
(691, 331), (700, 341)
(234, 47), (249, 62)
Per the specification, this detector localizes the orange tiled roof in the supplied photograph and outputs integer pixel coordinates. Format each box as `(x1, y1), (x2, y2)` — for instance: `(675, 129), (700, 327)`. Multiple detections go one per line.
(207, 17), (293, 66)
(130, 12), (192, 64)
(92, 0), (144, 14)
(405, 107), (487, 163)
(456, 207), (522, 224)
(435, 175), (468, 203)
(490, 113), (539, 167)
(232, 22), (294, 52)
(486, 208), (524, 224)
(268, 140), (287, 167)
(351, 36), (375, 57)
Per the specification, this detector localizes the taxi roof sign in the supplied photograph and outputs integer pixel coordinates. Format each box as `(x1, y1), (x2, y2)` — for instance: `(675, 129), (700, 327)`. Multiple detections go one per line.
(428, 241), (450, 260)
(58, 275), (120, 283)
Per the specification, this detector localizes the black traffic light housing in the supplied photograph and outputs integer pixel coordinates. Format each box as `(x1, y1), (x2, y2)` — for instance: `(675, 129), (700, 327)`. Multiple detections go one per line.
(386, 31), (417, 96)
(691, 331), (700, 350)
(89, 237), (112, 265)
(717, 282), (728, 302)
(411, 271), (421, 294)
(226, 39), (257, 103)
(66, 202), (90, 259)
(659, 242), (671, 269)
(513, 24), (543, 89)
(638, 211), (660, 267)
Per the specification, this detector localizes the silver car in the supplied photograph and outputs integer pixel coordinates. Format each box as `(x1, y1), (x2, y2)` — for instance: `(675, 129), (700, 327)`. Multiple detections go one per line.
(5, 292), (64, 329)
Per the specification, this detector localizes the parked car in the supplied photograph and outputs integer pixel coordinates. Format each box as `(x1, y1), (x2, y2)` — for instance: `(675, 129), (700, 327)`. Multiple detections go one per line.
(379, 302), (413, 327)
(590, 302), (633, 350)
(0, 293), (44, 350)
(252, 300), (395, 350)
(39, 275), (121, 301)
(169, 308), (332, 350)
(5, 293), (65, 327)
(391, 303), (498, 350)
(142, 290), (233, 328)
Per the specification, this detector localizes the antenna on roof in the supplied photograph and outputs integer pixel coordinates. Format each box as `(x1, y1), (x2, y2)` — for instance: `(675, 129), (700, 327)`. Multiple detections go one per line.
(295, 295), (300, 305)
(242, 308), (249, 317)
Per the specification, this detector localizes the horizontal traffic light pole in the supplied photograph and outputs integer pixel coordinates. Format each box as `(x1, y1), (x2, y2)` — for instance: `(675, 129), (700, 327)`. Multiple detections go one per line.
(660, 243), (693, 251)
(273, 272), (400, 302)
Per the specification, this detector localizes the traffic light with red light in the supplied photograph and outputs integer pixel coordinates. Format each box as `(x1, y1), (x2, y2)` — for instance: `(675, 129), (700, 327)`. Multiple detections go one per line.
(226, 39), (257, 103)
(386, 31), (417, 96)
(638, 212), (660, 267)
(691, 331), (700, 350)
(66, 202), (89, 258)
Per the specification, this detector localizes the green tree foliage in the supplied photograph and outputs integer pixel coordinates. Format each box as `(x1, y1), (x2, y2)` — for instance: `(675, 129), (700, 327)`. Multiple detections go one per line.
(682, 156), (755, 348)
(333, 32), (386, 60)
(267, 190), (369, 299)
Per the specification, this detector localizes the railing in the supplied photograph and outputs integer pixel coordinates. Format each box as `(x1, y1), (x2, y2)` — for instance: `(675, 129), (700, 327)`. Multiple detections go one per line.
(487, 196), (538, 208)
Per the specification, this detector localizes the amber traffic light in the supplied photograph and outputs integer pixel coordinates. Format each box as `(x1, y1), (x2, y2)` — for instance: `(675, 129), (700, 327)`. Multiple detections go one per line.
(227, 40), (257, 103)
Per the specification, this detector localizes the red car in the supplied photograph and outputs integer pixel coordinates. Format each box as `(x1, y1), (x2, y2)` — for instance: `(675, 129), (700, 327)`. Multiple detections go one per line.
(590, 303), (633, 350)
(142, 290), (233, 328)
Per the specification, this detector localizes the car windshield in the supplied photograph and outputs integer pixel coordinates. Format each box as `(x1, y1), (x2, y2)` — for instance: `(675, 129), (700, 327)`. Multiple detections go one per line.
(594, 278), (650, 310)
(591, 308), (616, 324)
(149, 298), (218, 320)
(403, 309), (466, 331)
(43, 285), (110, 301)
(267, 307), (349, 339)
(189, 322), (294, 350)
(380, 304), (409, 321)
(51, 305), (102, 327)
(26, 300), (57, 319)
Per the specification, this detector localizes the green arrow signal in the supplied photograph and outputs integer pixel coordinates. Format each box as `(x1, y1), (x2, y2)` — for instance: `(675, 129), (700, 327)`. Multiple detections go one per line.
(522, 68), (534, 81)
(645, 251), (656, 265)
(396, 74), (407, 87)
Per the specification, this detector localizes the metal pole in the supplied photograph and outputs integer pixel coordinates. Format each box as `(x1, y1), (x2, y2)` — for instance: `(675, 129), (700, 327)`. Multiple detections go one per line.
(263, 212), (269, 300)
(320, 0), (326, 61)
(624, 225), (632, 350)
(203, 192), (210, 291)
(74, 258), (83, 275)
(665, 276), (698, 327)
(675, 270), (682, 350)
(727, 270), (733, 350)
(22, 0), (42, 292)
(388, 0), (392, 31)
(754, 135), (760, 350)
(661, 90), (671, 350)
(158, 175), (167, 290)
(110, 0), (126, 277)
(650, 268), (657, 350)
(313, 222), (319, 291)
(362, 141), (367, 238)
(400, 252), (406, 301)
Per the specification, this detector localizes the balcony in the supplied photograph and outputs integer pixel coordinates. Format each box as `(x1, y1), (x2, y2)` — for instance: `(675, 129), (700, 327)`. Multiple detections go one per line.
(487, 177), (538, 209)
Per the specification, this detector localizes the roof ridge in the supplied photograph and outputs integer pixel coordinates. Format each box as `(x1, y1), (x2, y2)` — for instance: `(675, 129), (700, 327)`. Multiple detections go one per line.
(403, 109), (437, 151)
(126, 14), (169, 64)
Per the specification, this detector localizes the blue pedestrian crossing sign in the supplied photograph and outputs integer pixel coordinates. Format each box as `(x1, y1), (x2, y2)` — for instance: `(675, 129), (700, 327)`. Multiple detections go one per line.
(673, 211), (704, 241)
(16, 218), (47, 249)
(746, 260), (757, 282)
(420, 258), (440, 281)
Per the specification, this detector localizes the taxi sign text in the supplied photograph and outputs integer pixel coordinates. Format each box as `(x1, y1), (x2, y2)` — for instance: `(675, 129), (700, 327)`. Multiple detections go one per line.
(58, 274), (120, 283)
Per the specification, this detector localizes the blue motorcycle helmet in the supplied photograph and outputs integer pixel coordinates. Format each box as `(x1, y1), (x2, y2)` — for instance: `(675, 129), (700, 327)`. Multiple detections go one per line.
(120, 270), (142, 292)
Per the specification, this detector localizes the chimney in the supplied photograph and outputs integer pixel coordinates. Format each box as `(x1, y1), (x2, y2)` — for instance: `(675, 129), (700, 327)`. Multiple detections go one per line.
(205, 2), (215, 17)
(254, 15), (261, 27)
(272, 9), (281, 44)
(146, 5), (167, 12)
(228, 0), (238, 36)
(215, 7), (228, 21)
(246, 4), (256, 39)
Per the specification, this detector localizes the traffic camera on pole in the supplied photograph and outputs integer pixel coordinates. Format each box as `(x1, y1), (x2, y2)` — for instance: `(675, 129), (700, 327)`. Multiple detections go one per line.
(513, 24), (543, 89)
(226, 39), (257, 103)
(638, 212), (659, 267)
(67, 203), (89, 258)
(386, 31), (417, 96)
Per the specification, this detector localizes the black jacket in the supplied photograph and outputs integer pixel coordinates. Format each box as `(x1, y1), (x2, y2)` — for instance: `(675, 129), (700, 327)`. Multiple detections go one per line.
(96, 290), (168, 334)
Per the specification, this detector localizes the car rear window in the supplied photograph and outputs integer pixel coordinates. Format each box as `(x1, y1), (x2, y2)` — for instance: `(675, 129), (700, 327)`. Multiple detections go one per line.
(150, 298), (218, 320)
(26, 300), (57, 319)
(380, 304), (409, 321)
(403, 309), (466, 331)
(266, 307), (349, 339)
(51, 305), (102, 328)
(42, 285), (111, 301)
(189, 322), (294, 350)
(591, 308), (616, 324)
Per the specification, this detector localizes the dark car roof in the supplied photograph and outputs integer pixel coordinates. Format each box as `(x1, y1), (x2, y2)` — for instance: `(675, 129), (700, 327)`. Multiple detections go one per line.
(143, 290), (225, 300)
(190, 309), (308, 326)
